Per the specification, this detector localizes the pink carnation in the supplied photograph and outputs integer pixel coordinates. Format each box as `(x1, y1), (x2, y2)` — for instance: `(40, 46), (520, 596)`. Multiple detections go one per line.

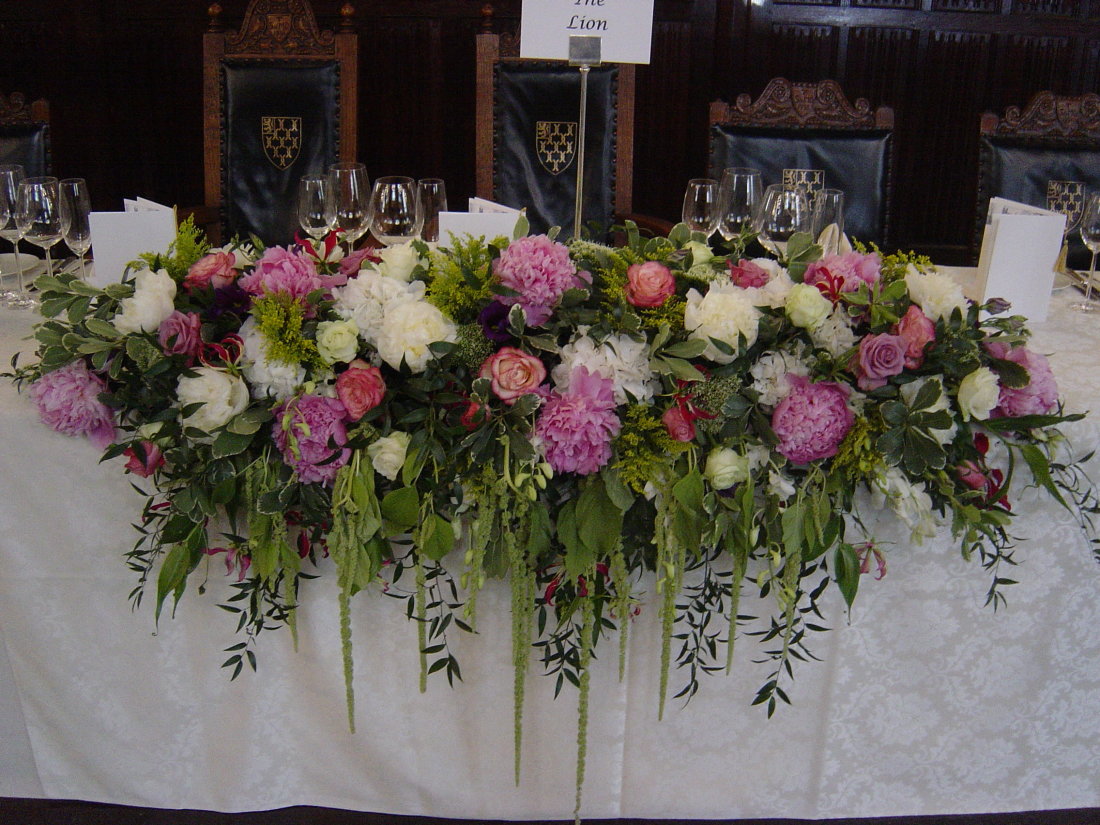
(987, 343), (1059, 417)
(803, 250), (881, 297)
(158, 310), (203, 364)
(29, 360), (115, 448)
(728, 258), (771, 289)
(534, 366), (621, 475)
(771, 375), (854, 464)
(493, 235), (586, 326)
(273, 394), (351, 484)
(238, 247), (335, 301)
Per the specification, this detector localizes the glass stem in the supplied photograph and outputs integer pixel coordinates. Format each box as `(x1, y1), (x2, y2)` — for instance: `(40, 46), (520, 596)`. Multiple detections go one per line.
(1087, 251), (1097, 305)
(45, 246), (54, 278)
(13, 241), (23, 293)
(79, 254), (87, 281)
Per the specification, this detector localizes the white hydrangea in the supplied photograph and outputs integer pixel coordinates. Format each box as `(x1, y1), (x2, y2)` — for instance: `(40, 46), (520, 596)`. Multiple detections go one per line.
(809, 308), (859, 358)
(899, 375), (957, 446)
(375, 299), (457, 373)
(552, 330), (657, 404)
(905, 265), (969, 322)
(334, 271), (425, 345)
(871, 466), (938, 543)
(684, 283), (761, 364)
(750, 348), (811, 408)
(239, 317), (307, 401)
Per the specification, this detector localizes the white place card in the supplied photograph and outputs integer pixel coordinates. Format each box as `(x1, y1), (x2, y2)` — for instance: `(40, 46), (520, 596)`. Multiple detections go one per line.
(438, 207), (522, 249)
(88, 199), (177, 287)
(974, 197), (1066, 322)
(520, 0), (655, 65)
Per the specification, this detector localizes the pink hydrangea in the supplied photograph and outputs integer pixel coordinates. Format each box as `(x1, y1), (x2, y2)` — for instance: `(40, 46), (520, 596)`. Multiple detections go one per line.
(534, 367), (621, 475)
(803, 250), (881, 298)
(273, 394), (351, 484)
(238, 247), (338, 301)
(986, 342), (1059, 417)
(493, 235), (587, 326)
(28, 360), (116, 448)
(771, 374), (854, 464)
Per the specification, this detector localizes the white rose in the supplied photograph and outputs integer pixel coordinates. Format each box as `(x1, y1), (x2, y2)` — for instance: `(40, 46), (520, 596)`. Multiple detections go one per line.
(905, 267), (968, 322)
(683, 284), (760, 364)
(367, 431), (411, 481)
(377, 241), (423, 282)
(113, 268), (177, 334)
(957, 366), (999, 422)
(375, 299), (458, 372)
(177, 367), (250, 433)
(315, 319), (360, 365)
(705, 447), (750, 489)
(684, 240), (714, 266)
(785, 283), (831, 330)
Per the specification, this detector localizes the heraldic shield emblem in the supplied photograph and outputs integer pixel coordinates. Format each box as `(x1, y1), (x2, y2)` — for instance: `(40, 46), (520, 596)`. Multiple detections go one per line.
(261, 116), (302, 170)
(782, 168), (825, 193)
(1047, 180), (1085, 228)
(536, 121), (577, 175)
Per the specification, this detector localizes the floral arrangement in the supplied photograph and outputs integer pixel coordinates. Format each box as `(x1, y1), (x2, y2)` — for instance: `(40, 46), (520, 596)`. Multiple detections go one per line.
(9, 218), (1098, 819)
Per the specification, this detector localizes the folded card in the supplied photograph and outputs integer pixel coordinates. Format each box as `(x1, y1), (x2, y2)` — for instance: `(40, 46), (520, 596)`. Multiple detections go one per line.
(974, 196), (1065, 322)
(88, 198), (177, 287)
(437, 201), (523, 248)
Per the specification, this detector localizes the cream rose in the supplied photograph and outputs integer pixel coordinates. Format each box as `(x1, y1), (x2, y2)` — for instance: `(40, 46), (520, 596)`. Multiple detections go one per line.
(785, 283), (831, 330)
(176, 367), (249, 433)
(114, 268), (177, 334)
(367, 431), (411, 481)
(684, 240), (714, 266)
(957, 366), (999, 422)
(375, 300), (457, 372)
(377, 241), (424, 282)
(705, 447), (750, 490)
(316, 319), (360, 365)
(905, 266), (968, 322)
(683, 284), (760, 364)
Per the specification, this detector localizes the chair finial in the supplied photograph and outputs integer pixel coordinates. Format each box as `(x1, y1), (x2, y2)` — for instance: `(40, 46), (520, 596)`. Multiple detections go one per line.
(207, 3), (223, 32)
(481, 3), (495, 34)
(339, 3), (355, 31)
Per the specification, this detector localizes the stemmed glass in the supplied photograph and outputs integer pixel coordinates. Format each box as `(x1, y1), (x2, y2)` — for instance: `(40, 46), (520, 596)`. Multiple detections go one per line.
(1074, 191), (1100, 312)
(754, 183), (811, 257)
(297, 174), (333, 241)
(59, 178), (92, 281)
(717, 167), (762, 241)
(418, 178), (448, 243)
(14, 176), (62, 309)
(0, 164), (27, 305)
(326, 162), (371, 250)
(369, 176), (423, 245)
(811, 188), (845, 256)
(681, 177), (720, 237)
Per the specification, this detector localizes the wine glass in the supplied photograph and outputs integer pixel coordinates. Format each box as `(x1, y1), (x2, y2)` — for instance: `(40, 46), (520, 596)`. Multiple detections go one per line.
(0, 164), (27, 305)
(1074, 191), (1100, 312)
(681, 178), (720, 237)
(297, 174), (333, 241)
(59, 178), (92, 281)
(369, 176), (423, 245)
(418, 178), (448, 243)
(717, 167), (763, 241)
(14, 176), (61, 309)
(754, 184), (811, 257)
(811, 188), (845, 256)
(326, 162), (371, 250)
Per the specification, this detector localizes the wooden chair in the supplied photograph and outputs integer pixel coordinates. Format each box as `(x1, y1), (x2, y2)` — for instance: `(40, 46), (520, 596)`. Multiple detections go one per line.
(976, 91), (1100, 268)
(201, 0), (358, 246)
(0, 92), (50, 178)
(709, 78), (895, 247)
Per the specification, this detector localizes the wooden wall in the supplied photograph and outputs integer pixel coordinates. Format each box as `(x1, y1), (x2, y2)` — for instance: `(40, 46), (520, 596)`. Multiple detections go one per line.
(2, 0), (1099, 261)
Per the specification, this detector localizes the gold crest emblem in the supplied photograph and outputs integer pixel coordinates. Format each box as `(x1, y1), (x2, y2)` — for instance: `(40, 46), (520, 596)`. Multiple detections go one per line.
(536, 121), (577, 176)
(268, 13), (292, 42)
(782, 168), (825, 192)
(261, 116), (302, 170)
(1046, 179), (1085, 228)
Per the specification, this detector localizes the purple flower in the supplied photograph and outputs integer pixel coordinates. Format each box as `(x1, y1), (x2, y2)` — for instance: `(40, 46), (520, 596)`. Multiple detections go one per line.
(273, 394), (351, 484)
(493, 235), (586, 326)
(208, 282), (251, 320)
(987, 343), (1059, 417)
(771, 375), (854, 464)
(854, 332), (907, 391)
(29, 361), (116, 449)
(534, 367), (621, 475)
(238, 247), (338, 302)
(477, 300), (514, 344)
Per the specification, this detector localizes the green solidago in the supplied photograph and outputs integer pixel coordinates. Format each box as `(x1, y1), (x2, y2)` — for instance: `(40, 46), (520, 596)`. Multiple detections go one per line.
(612, 405), (690, 494)
(425, 235), (498, 323)
(252, 293), (323, 370)
(832, 416), (886, 482)
(138, 215), (210, 283)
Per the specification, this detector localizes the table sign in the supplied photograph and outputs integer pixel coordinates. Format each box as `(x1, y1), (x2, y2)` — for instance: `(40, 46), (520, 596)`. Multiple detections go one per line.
(974, 196), (1065, 322)
(520, 0), (655, 64)
(87, 197), (177, 288)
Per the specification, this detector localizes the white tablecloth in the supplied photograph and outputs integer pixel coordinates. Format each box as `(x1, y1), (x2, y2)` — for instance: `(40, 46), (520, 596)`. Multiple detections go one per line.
(1, 288), (1099, 819)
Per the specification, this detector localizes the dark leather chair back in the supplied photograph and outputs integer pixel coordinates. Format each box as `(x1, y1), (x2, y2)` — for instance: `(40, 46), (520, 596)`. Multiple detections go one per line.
(0, 93), (50, 177)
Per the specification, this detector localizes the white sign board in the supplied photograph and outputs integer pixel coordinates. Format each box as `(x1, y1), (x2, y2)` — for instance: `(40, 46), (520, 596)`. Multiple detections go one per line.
(520, 0), (655, 65)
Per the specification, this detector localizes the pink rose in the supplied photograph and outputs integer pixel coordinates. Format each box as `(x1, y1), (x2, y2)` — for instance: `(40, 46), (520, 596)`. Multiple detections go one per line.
(662, 405), (695, 442)
(184, 251), (237, 292)
(625, 261), (676, 307)
(479, 346), (547, 404)
(123, 441), (164, 477)
(157, 310), (203, 364)
(336, 359), (386, 421)
(460, 399), (485, 430)
(727, 258), (770, 289)
(894, 305), (935, 369)
(854, 332), (906, 391)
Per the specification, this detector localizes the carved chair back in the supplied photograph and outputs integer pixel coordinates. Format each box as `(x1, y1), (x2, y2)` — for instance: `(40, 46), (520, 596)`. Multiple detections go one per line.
(0, 92), (50, 178)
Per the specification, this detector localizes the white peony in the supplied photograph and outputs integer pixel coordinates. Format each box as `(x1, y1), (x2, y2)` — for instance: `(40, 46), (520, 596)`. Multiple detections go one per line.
(177, 367), (249, 433)
(367, 431), (411, 481)
(376, 241), (425, 282)
(684, 284), (761, 364)
(905, 266), (968, 322)
(705, 447), (750, 489)
(750, 348), (811, 408)
(334, 271), (424, 345)
(239, 318), (306, 401)
(957, 366), (999, 422)
(375, 299), (457, 372)
(785, 282), (831, 330)
(809, 308), (859, 358)
(900, 376), (957, 446)
(315, 319), (360, 365)
(552, 330), (657, 404)
(113, 268), (177, 334)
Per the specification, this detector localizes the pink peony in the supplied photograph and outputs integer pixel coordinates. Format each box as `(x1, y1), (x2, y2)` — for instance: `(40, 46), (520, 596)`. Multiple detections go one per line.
(771, 374), (854, 464)
(479, 346), (547, 404)
(894, 304), (935, 369)
(854, 332), (907, 391)
(625, 261), (675, 307)
(238, 247), (334, 301)
(29, 361), (116, 448)
(123, 441), (164, 477)
(803, 250), (881, 299)
(493, 235), (586, 326)
(728, 258), (771, 289)
(184, 251), (238, 292)
(986, 343), (1059, 418)
(534, 366), (621, 475)
(335, 359), (386, 421)
(273, 394), (351, 484)
(157, 310), (203, 364)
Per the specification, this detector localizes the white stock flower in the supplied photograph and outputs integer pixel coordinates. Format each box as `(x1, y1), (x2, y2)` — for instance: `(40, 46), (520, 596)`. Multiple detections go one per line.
(900, 376), (957, 446)
(684, 284), (761, 364)
(750, 348), (810, 408)
(768, 469), (797, 502)
(785, 282), (831, 330)
(871, 466), (937, 543)
(809, 309), (859, 358)
(552, 330), (657, 404)
(334, 271), (424, 345)
(905, 266), (968, 322)
(367, 431), (411, 481)
(315, 319), (360, 365)
(177, 367), (249, 433)
(113, 268), (177, 334)
(375, 299), (457, 372)
(239, 317), (306, 401)
(376, 241), (424, 282)
(705, 447), (750, 489)
(957, 366), (999, 422)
